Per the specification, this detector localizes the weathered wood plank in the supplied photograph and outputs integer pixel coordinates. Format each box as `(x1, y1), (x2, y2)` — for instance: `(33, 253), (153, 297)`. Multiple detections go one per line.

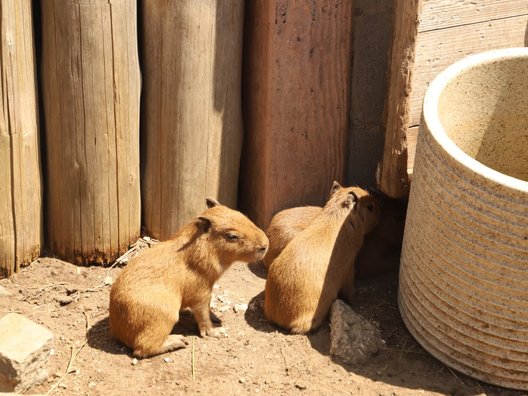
(141, 1), (244, 240)
(240, 0), (354, 228)
(381, 0), (528, 196)
(0, 0), (42, 277)
(379, 0), (421, 198)
(41, 0), (140, 264)
(420, 0), (528, 32)
(409, 14), (528, 126)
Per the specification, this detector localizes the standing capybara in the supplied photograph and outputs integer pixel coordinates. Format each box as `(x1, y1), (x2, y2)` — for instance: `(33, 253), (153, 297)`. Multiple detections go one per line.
(264, 182), (380, 334)
(109, 198), (268, 357)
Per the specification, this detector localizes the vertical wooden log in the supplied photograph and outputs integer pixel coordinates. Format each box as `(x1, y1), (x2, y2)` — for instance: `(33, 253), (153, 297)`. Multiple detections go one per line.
(141, 1), (244, 240)
(239, 1), (354, 229)
(41, 0), (141, 264)
(378, 0), (421, 198)
(0, 0), (42, 276)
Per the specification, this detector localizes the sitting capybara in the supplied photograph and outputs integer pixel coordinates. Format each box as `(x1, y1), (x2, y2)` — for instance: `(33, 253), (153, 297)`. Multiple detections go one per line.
(109, 198), (268, 357)
(263, 206), (321, 269)
(262, 192), (406, 280)
(264, 182), (380, 334)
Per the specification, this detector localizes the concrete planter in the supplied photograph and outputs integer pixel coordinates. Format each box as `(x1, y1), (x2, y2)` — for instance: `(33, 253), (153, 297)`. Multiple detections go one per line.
(399, 48), (528, 390)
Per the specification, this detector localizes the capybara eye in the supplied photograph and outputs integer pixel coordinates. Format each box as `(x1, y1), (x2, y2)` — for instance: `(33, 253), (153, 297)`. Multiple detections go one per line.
(225, 233), (239, 241)
(367, 204), (374, 212)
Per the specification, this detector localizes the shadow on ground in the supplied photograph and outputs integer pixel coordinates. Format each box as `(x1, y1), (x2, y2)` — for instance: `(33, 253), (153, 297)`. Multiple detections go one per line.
(245, 270), (521, 395)
(87, 311), (209, 356)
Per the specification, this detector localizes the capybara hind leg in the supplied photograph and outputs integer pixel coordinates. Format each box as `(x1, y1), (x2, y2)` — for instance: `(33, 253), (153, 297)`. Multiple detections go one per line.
(289, 317), (312, 334)
(133, 335), (188, 358)
(157, 335), (189, 353)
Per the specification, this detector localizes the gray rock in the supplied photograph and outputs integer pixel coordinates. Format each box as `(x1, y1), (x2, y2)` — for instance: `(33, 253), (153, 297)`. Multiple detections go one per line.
(0, 313), (54, 393)
(329, 299), (384, 365)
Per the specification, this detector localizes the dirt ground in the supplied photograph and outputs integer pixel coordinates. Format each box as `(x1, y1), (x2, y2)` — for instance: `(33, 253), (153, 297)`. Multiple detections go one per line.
(0, 257), (524, 396)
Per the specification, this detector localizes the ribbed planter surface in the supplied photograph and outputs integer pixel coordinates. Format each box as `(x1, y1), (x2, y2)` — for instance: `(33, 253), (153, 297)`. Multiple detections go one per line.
(399, 48), (528, 390)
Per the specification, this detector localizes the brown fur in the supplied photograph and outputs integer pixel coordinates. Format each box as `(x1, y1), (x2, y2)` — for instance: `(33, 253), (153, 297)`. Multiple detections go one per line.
(263, 206), (321, 269)
(262, 194), (406, 281)
(109, 198), (268, 357)
(264, 183), (380, 334)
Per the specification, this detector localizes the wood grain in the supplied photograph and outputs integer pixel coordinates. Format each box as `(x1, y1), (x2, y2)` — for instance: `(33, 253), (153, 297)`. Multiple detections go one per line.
(0, 0), (42, 276)
(379, 0), (421, 198)
(140, 1), (244, 240)
(41, 0), (141, 264)
(240, 0), (354, 229)
(381, 0), (528, 196)
(420, 0), (528, 32)
(409, 15), (528, 127)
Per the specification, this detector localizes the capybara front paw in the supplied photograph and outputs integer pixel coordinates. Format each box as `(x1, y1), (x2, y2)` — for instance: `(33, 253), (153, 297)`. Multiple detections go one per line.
(204, 326), (227, 338)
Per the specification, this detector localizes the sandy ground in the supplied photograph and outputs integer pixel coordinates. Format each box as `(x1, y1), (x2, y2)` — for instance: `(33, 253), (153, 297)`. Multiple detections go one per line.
(0, 258), (523, 396)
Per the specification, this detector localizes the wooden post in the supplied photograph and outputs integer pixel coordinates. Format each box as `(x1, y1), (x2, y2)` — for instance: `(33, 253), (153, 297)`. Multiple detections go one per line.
(379, 0), (421, 198)
(141, 1), (245, 240)
(0, 0), (42, 276)
(239, 0), (354, 229)
(40, 0), (141, 264)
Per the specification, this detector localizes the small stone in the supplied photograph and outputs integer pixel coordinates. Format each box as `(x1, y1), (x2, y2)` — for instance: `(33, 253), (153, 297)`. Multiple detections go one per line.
(59, 383), (67, 389)
(163, 357), (172, 363)
(0, 313), (54, 393)
(0, 286), (11, 298)
(89, 382), (96, 388)
(131, 358), (138, 365)
(103, 276), (114, 286)
(295, 382), (307, 390)
(55, 296), (73, 305)
(66, 287), (78, 295)
(233, 303), (248, 313)
(212, 327), (228, 337)
(239, 378), (245, 384)
(329, 299), (384, 365)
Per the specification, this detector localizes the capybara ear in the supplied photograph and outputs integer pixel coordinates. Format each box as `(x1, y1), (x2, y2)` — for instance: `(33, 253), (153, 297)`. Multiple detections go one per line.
(196, 216), (212, 233)
(330, 181), (342, 197)
(344, 191), (358, 209)
(206, 197), (221, 208)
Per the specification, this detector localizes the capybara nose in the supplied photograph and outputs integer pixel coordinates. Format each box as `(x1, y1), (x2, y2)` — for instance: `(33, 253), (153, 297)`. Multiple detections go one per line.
(258, 245), (268, 253)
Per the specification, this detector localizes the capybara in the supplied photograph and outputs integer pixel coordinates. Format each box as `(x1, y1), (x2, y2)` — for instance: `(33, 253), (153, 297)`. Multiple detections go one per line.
(109, 198), (269, 357)
(262, 193), (406, 281)
(264, 182), (380, 334)
(263, 206), (321, 269)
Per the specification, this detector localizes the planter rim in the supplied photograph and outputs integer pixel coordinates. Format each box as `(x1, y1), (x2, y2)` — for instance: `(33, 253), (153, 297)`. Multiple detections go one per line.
(422, 47), (528, 193)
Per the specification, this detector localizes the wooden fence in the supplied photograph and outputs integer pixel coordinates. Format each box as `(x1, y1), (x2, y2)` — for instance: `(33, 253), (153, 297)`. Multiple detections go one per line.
(1, 0), (362, 276)
(2, 0), (526, 275)
(0, 0), (42, 275)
